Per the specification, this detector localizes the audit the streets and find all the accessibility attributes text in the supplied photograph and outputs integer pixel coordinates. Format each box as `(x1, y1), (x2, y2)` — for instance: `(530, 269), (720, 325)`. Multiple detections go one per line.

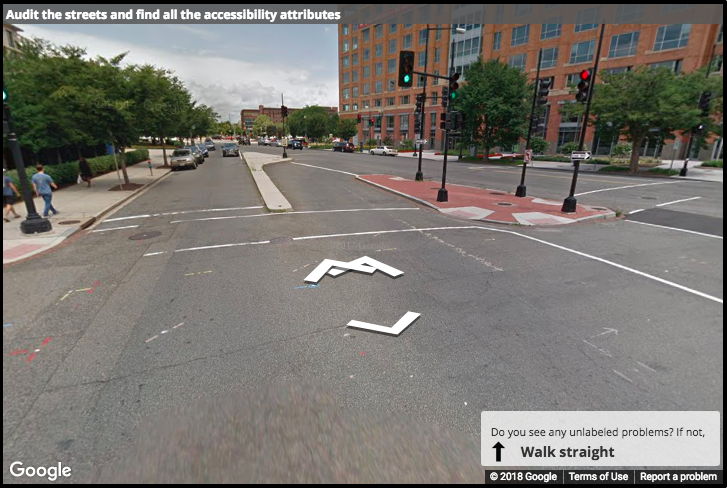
(5, 8), (342, 22)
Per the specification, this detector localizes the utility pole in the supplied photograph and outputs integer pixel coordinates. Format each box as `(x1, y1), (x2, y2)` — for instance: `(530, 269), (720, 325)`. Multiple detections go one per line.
(281, 93), (288, 158)
(415, 25), (431, 181)
(516, 48), (543, 198)
(436, 35), (457, 203)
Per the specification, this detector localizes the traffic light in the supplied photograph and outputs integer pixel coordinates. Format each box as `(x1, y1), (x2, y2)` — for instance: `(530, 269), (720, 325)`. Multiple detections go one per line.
(698, 91), (712, 116)
(439, 112), (452, 131)
(537, 78), (551, 105)
(281, 105), (288, 118)
(530, 115), (544, 133)
(694, 123), (705, 136)
(415, 93), (424, 113)
(441, 87), (449, 107)
(454, 112), (465, 132)
(398, 51), (415, 88)
(575, 69), (591, 102)
(370, 117), (375, 125)
(414, 118), (422, 134)
(448, 72), (460, 101)
(357, 114), (362, 124)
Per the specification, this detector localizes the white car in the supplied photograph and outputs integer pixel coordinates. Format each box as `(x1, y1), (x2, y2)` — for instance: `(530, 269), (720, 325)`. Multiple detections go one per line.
(369, 146), (398, 156)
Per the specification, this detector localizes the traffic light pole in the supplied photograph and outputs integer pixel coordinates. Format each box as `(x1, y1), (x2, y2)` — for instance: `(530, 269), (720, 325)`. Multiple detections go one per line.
(415, 25), (430, 182)
(437, 38), (457, 203)
(562, 23), (605, 213)
(516, 48), (543, 198)
(281, 93), (288, 158)
(681, 43), (716, 177)
(3, 100), (52, 234)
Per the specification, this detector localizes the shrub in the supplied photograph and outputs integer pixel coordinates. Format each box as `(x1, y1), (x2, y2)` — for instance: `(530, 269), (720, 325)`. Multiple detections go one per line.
(648, 167), (679, 175)
(611, 143), (632, 158)
(382, 136), (394, 146)
(533, 155), (572, 162)
(598, 166), (630, 172)
(529, 136), (550, 155)
(559, 141), (580, 155)
(366, 138), (378, 148)
(701, 160), (723, 168)
(399, 139), (414, 150)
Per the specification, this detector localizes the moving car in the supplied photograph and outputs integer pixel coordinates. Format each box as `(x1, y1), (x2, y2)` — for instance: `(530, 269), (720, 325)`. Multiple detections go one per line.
(333, 142), (355, 153)
(184, 145), (205, 165)
(169, 148), (198, 171)
(196, 143), (209, 158)
(369, 146), (398, 156)
(287, 140), (303, 150)
(204, 138), (216, 151)
(240, 137), (251, 146)
(270, 140), (281, 147)
(222, 142), (239, 157)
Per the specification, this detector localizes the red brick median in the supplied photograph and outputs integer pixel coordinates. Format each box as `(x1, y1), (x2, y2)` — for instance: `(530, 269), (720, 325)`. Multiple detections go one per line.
(358, 175), (614, 226)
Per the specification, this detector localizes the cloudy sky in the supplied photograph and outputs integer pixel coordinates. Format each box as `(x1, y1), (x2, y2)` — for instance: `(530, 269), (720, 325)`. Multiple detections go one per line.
(20, 24), (340, 121)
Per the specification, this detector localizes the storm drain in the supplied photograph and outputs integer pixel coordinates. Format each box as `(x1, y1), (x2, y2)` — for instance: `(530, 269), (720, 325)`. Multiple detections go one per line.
(495, 202), (515, 207)
(58, 220), (81, 226)
(129, 231), (162, 241)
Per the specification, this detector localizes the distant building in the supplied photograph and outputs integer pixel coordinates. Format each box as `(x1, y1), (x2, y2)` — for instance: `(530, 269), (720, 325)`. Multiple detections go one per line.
(240, 105), (338, 133)
(3, 23), (23, 56)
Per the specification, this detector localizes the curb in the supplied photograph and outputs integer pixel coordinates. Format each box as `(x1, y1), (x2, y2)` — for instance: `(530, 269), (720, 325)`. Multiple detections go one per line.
(356, 176), (615, 227)
(240, 153), (293, 212)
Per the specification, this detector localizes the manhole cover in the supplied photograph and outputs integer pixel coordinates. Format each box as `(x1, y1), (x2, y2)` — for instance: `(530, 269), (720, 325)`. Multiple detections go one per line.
(269, 237), (293, 245)
(641, 196), (657, 200)
(58, 220), (81, 225)
(490, 192), (507, 196)
(129, 231), (162, 241)
(495, 202), (514, 207)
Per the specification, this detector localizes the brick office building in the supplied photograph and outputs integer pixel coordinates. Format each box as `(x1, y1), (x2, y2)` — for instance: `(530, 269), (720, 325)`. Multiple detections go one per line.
(240, 105), (338, 134)
(338, 23), (454, 150)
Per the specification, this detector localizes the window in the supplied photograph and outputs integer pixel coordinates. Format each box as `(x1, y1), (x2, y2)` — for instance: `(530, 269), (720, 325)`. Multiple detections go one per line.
(434, 48), (440, 63)
(343, 104), (350, 112)
(352, 23), (358, 32)
(363, 66), (370, 79)
(375, 43), (383, 57)
(718, 24), (723, 44)
(431, 92), (438, 105)
(363, 48), (370, 61)
(609, 31), (640, 58)
(388, 79), (396, 92)
(399, 114), (409, 130)
(386, 97), (396, 106)
(566, 73), (581, 85)
(419, 29), (428, 45)
(389, 24), (397, 34)
(509, 53), (527, 71)
(401, 95), (411, 105)
(650, 59), (683, 74)
(541, 23), (562, 40)
(352, 86), (359, 98)
(375, 24), (383, 38)
(362, 28), (370, 42)
(352, 103), (358, 111)
(557, 126), (580, 151)
(403, 34), (413, 49)
(352, 53), (359, 66)
(575, 7), (600, 32)
(435, 27), (442, 40)
(386, 115), (395, 131)
(375, 62), (383, 76)
(343, 88), (350, 100)
(342, 24), (349, 36)
(511, 25), (530, 46)
(362, 99), (370, 109)
(604, 66), (632, 75)
(388, 58), (397, 74)
(352, 37), (358, 50)
(433, 70), (439, 85)
(418, 51), (426, 67)
(654, 24), (691, 51)
(615, 4), (644, 23)
(363, 83), (370, 95)
(374, 98), (382, 107)
(570, 40), (595, 64)
(493, 31), (502, 51)
(430, 111), (437, 128)
(417, 75), (425, 88)
(374, 81), (383, 94)
(342, 40), (350, 53)
(541, 47), (559, 69)
(388, 38), (397, 53)
(342, 56), (350, 67)
(342, 72), (350, 84)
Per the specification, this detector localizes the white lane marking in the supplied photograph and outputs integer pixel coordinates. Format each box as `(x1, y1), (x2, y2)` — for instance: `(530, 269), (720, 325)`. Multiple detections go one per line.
(326, 256), (404, 279)
(143, 251), (166, 257)
(655, 196), (701, 207)
(628, 209), (645, 215)
(347, 311), (421, 336)
(624, 220), (723, 240)
(104, 206), (264, 222)
(303, 259), (378, 283)
(170, 207), (419, 224)
(574, 181), (680, 196)
(637, 361), (658, 373)
(92, 225), (140, 233)
(142, 225), (722, 304)
(582, 339), (612, 358)
(613, 370), (634, 384)
(290, 162), (359, 176)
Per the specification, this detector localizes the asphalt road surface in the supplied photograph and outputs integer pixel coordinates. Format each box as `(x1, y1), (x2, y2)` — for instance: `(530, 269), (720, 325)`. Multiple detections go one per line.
(3, 144), (723, 482)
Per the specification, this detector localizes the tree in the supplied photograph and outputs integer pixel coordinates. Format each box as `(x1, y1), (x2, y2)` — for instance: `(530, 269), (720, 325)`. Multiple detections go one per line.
(457, 58), (530, 161)
(306, 113), (330, 140)
(382, 135), (394, 146)
(529, 135), (550, 155)
(253, 115), (273, 137)
(338, 118), (358, 141)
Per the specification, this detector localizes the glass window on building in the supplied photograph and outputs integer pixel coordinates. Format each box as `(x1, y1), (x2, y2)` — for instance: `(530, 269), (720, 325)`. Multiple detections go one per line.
(342, 56), (350, 67)
(541, 23), (562, 40)
(509, 53), (527, 71)
(374, 98), (383, 107)
(375, 81), (383, 94)
(418, 51), (426, 67)
(390, 24), (397, 34)
(388, 79), (396, 92)
(363, 82), (370, 95)
(431, 92), (438, 105)
(352, 53), (359, 66)
(400, 95), (410, 105)
(511, 25), (530, 47)
(433, 70), (439, 85)
(343, 88), (350, 100)
(352, 86), (359, 98)
(342, 40), (350, 53)
(649, 59), (683, 74)
(363, 66), (370, 79)
(375, 24), (383, 38)
(419, 29), (428, 45)
(342, 72), (350, 84)
(388, 58), (397, 74)
(604, 66), (632, 75)
(363, 48), (370, 61)
(362, 28), (370, 42)
(570, 39), (595, 64)
(493, 31), (502, 51)
(609, 31), (640, 58)
(541, 47), (559, 69)
(353, 103), (359, 111)
(557, 126), (580, 151)
(342, 24), (349, 36)
(363, 99), (370, 109)
(343, 104), (350, 112)
(575, 6), (600, 32)
(399, 114), (409, 130)
(653, 24), (691, 51)
(417, 75), (425, 87)
(375, 43), (383, 57)
(352, 37), (358, 50)
(433, 48), (440, 63)
(403, 34), (413, 49)
(386, 115), (395, 131)
(375, 62), (383, 76)
(386, 97), (396, 106)
(389, 38), (397, 53)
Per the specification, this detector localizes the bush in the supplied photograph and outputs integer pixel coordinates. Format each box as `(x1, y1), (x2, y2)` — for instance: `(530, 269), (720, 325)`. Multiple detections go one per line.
(533, 155), (572, 162)
(598, 166), (631, 172)
(611, 143), (632, 158)
(648, 168), (679, 175)
(382, 136), (394, 146)
(366, 139), (378, 148)
(559, 141), (580, 155)
(701, 160), (723, 168)
(529, 136), (550, 155)
(399, 139), (414, 150)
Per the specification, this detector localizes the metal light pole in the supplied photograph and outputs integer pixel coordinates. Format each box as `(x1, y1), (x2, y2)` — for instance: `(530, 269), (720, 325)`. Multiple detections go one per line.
(3, 89), (52, 234)
(562, 24), (605, 213)
(516, 48), (543, 198)
(436, 32), (458, 203)
(281, 93), (288, 158)
(414, 25), (431, 181)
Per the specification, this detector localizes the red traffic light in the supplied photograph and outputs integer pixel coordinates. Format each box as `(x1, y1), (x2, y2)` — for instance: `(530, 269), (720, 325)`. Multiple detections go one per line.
(579, 69), (591, 81)
(370, 117), (375, 124)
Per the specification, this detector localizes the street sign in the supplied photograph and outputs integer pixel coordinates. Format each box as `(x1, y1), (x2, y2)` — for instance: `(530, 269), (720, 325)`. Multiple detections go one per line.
(416, 139), (428, 145)
(524, 149), (533, 163)
(571, 151), (591, 160)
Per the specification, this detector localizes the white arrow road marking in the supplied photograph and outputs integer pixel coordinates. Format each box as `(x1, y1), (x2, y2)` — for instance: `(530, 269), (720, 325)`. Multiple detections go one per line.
(590, 327), (618, 338)
(347, 311), (421, 336)
(304, 259), (377, 284)
(327, 256), (404, 278)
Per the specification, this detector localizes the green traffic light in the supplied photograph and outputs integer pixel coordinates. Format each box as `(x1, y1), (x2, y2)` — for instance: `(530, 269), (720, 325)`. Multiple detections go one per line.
(403, 74), (411, 83)
(451, 92), (456, 100)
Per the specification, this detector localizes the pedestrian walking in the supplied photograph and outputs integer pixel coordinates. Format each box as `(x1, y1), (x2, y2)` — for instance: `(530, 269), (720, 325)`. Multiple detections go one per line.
(3, 169), (21, 222)
(78, 156), (93, 187)
(31, 165), (59, 218)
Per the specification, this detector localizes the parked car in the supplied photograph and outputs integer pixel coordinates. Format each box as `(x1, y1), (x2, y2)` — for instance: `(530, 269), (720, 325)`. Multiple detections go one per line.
(270, 140), (282, 147)
(196, 143), (209, 158)
(184, 145), (205, 164)
(333, 142), (355, 153)
(370, 146), (398, 156)
(222, 142), (239, 157)
(287, 140), (303, 150)
(170, 148), (198, 171)
(204, 138), (216, 151)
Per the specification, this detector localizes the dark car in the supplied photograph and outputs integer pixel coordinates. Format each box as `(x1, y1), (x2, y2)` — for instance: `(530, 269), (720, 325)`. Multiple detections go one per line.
(196, 143), (209, 158)
(183, 145), (205, 165)
(287, 140), (303, 150)
(333, 142), (355, 153)
(204, 138), (216, 151)
(222, 142), (240, 157)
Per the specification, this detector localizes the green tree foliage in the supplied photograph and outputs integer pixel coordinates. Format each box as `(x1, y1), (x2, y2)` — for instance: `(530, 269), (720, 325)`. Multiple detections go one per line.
(252, 115), (273, 137)
(337, 118), (358, 141)
(529, 135), (550, 155)
(457, 58), (531, 161)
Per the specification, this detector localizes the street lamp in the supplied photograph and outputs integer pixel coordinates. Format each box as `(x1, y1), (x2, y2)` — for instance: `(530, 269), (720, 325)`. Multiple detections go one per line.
(414, 25), (466, 182)
(436, 26), (467, 203)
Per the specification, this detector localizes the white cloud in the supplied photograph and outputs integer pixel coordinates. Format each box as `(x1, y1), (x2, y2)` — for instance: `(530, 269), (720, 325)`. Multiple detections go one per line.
(20, 25), (339, 118)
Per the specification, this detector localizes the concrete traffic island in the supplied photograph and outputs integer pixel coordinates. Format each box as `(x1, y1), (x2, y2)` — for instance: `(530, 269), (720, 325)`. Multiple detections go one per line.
(241, 152), (293, 212)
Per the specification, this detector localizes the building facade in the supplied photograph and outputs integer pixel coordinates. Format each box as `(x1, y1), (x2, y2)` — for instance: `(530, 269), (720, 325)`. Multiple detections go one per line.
(3, 23), (23, 56)
(338, 23), (454, 150)
(240, 105), (338, 133)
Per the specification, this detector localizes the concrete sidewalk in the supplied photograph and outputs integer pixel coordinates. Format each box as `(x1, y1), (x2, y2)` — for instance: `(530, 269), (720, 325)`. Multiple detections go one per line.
(357, 174), (614, 226)
(3, 156), (170, 265)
